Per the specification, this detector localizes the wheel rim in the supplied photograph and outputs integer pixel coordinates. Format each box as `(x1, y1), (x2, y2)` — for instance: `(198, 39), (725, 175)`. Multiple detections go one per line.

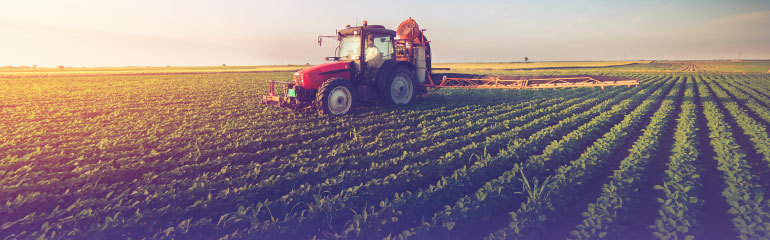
(328, 86), (352, 115)
(391, 74), (413, 104)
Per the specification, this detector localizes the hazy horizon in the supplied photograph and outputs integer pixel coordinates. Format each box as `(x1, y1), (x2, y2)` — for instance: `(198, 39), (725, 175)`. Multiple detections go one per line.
(2, 0), (769, 67)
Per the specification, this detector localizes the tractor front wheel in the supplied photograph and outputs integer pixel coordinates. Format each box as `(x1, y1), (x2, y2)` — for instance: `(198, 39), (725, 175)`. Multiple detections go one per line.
(316, 79), (356, 116)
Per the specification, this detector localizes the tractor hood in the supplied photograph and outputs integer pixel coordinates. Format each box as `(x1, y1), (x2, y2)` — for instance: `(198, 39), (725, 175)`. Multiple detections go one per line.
(293, 61), (354, 90)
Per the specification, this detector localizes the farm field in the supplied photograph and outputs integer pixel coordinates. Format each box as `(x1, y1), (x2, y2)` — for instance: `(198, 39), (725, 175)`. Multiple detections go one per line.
(2, 61), (770, 239)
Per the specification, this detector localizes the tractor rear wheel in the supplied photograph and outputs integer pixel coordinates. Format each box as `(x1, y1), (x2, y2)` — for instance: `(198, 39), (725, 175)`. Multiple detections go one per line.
(316, 79), (356, 116)
(380, 66), (416, 105)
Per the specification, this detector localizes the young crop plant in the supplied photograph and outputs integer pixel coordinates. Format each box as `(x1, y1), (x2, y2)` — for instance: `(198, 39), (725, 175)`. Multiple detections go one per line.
(650, 78), (704, 240)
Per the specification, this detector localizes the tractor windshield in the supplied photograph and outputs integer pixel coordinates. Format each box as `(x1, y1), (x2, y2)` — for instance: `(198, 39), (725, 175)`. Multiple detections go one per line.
(338, 36), (361, 60)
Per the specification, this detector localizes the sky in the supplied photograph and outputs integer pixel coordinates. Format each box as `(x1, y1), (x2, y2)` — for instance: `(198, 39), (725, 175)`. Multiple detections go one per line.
(1, 0), (769, 67)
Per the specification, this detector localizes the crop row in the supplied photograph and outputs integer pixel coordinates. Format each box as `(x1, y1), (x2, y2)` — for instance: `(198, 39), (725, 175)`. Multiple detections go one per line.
(719, 79), (770, 126)
(8, 70), (768, 239)
(648, 77), (706, 239)
(695, 76), (770, 239)
(153, 90), (590, 238)
(222, 77), (660, 239)
(251, 87), (616, 238)
(569, 75), (683, 239)
(396, 75), (673, 240)
(486, 74), (677, 239)
(359, 77), (670, 239)
(0, 73), (487, 237)
(1, 79), (592, 239)
(703, 76), (770, 168)
(0, 86), (576, 239)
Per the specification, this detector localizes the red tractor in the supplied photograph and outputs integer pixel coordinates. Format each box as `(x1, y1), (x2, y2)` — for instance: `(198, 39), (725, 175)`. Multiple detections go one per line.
(262, 18), (432, 116)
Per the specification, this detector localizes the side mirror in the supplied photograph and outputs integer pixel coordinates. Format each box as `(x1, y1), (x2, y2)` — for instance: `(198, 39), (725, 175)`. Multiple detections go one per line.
(318, 35), (338, 47)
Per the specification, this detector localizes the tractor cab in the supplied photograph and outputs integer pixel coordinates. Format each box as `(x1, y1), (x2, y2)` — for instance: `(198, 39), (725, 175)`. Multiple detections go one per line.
(334, 23), (396, 85)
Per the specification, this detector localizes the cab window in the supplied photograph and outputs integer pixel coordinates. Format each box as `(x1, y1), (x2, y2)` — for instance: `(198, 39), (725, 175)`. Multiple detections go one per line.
(365, 35), (393, 64)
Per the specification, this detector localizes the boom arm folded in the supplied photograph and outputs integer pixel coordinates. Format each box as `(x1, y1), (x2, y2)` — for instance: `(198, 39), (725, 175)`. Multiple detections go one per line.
(428, 74), (639, 90)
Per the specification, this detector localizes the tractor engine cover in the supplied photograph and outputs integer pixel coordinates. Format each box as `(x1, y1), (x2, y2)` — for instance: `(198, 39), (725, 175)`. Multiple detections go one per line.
(294, 61), (354, 90)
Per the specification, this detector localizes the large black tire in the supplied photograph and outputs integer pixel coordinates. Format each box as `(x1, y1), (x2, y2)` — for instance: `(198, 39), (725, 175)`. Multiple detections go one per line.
(379, 66), (416, 105)
(316, 79), (356, 116)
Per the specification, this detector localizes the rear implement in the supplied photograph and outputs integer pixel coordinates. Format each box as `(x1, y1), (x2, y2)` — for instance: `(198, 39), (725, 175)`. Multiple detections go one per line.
(433, 74), (639, 90)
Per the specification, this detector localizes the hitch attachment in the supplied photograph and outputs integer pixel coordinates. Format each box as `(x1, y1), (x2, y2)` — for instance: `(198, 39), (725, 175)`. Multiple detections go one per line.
(261, 80), (283, 106)
(260, 80), (313, 110)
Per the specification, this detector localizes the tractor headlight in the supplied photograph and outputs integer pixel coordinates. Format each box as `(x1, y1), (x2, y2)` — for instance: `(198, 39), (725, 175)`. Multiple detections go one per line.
(293, 72), (302, 85)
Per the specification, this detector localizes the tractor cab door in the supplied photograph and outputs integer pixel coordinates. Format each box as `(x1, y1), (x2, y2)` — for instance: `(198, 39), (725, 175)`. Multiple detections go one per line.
(364, 34), (394, 83)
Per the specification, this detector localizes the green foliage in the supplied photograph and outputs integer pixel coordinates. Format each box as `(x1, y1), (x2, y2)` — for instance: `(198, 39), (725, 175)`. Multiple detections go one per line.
(572, 75), (683, 240)
(2, 62), (770, 239)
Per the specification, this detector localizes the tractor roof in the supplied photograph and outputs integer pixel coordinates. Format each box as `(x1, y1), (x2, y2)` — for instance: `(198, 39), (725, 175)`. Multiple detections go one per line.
(338, 25), (396, 36)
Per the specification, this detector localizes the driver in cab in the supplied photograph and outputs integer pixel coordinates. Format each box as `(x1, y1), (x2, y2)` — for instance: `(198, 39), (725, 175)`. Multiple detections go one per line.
(365, 35), (383, 66)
